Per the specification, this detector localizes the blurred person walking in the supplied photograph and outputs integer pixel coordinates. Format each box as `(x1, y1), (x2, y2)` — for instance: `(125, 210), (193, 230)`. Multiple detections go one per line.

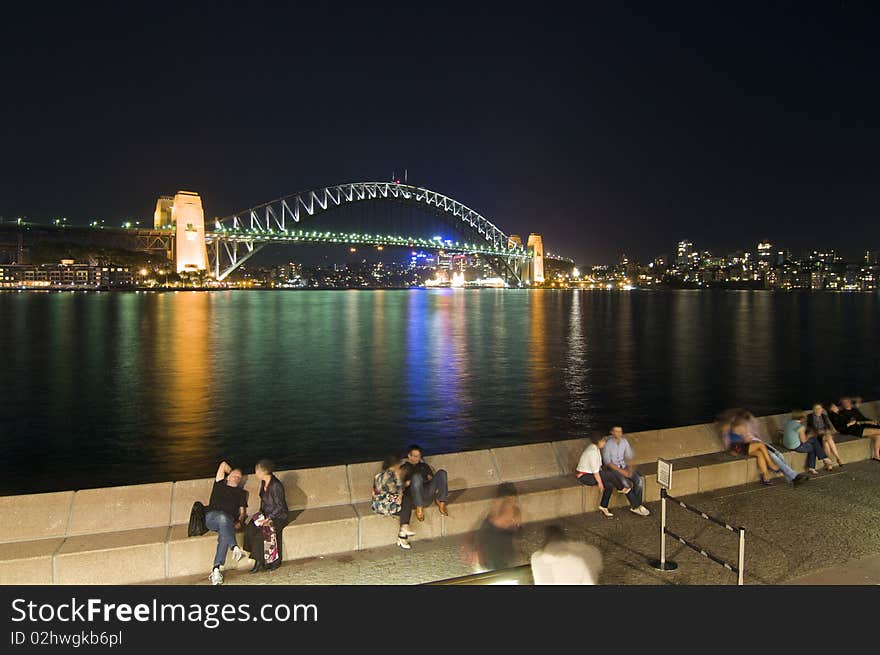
(530, 525), (603, 585)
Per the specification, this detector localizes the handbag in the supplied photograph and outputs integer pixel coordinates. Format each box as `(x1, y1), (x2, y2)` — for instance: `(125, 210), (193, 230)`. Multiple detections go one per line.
(188, 501), (208, 537)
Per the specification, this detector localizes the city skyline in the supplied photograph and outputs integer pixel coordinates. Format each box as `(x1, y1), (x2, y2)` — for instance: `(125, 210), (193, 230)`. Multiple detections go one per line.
(2, 4), (878, 265)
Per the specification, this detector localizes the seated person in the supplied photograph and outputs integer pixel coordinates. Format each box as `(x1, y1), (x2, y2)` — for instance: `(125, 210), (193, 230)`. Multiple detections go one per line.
(839, 397), (880, 461)
(400, 444), (449, 521)
(806, 403), (844, 467)
(724, 417), (807, 486)
(576, 434), (629, 518)
(600, 426), (650, 516)
(783, 410), (833, 473)
(206, 461), (248, 586)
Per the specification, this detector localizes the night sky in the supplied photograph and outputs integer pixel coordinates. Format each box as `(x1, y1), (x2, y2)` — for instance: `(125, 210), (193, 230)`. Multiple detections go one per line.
(2, 2), (878, 265)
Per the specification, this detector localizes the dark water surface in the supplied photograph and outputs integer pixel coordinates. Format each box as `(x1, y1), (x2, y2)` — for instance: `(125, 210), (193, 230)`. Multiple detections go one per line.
(1, 289), (877, 495)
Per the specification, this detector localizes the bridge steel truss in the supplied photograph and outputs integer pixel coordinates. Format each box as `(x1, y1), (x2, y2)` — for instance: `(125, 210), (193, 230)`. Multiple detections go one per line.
(207, 182), (529, 282)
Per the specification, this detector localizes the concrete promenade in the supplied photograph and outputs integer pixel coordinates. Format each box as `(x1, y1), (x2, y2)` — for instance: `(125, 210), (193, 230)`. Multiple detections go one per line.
(168, 459), (880, 585)
(2, 400), (877, 584)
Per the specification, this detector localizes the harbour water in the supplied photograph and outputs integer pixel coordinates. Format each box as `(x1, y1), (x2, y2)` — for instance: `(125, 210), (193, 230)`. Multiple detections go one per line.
(1, 289), (877, 495)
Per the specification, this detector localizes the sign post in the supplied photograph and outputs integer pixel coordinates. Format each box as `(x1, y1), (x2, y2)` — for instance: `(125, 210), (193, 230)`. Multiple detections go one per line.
(649, 459), (678, 572)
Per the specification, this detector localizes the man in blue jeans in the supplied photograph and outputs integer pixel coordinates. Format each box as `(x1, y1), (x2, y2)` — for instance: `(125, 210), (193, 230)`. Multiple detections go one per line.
(783, 410), (833, 474)
(206, 461), (248, 585)
(601, 427), (650, 516)
(401, 444), (449, 522)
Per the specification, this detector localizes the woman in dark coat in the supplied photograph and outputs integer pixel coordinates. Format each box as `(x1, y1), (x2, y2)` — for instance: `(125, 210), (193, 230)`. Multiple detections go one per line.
(244, 459), (289, 573)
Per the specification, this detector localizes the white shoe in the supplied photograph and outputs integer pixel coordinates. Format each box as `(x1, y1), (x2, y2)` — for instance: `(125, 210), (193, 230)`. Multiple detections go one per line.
(630, 505), (651, 516)
(209, 568), (223, 585)
(808, 468), (819, 475)
(399, 528), (416, 537)
(396, 537), (412, 550)
(616, 486), (632, 494)
(232, 545), (244, 562)
(598, 506), (614, 518)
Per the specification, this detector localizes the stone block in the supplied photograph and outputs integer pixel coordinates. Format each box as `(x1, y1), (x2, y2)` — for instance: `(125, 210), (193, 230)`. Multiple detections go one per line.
(441, 486), (499, 536)
(274, 465), (351, 510)
(552, 438), (589, 474)
(579, 482), (601, 512)
(68, 483), (173, 535)
(170, 477), (218, 526)
(836, 437), (872, 463)
(282, 505), (359, 560)
(346, 460), (385, 503)
(650, 424), (723, 461)
(165, 524), (249, 578)
(0, 538), (63, 584)
(491, 443), (561, 482)
(696, 457), (748, 492)
(353, 502), (442, 549)
(0, 491), (74, 543)
(55, 527), (168, 584)
(622, 430), (662, 464)
(513, 477), (584, 523)
(423, 450), (500, 491)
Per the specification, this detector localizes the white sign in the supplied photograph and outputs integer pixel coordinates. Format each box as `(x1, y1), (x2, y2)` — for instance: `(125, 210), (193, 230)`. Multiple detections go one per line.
(657, 459), (673, 490)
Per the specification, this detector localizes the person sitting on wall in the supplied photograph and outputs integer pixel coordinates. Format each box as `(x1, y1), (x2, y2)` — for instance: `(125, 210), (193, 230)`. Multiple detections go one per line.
(732, 409), (808, 486)
(805, 404), (844, 468)
(206, 461), (248, 586)
(400, 444), (449, 522)
(721, 414), (806, 486)
(244, 459), (289, 573)
(783, 410), (833, 474)
(838, 397), (880, 461)
(575, 433), (626, 518)
(601, 426), (650, 516)
(371, 454), (415, 549)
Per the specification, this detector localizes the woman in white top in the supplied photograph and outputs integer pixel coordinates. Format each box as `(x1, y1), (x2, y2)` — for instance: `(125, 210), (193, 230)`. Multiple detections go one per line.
(575, 434), (626, 517)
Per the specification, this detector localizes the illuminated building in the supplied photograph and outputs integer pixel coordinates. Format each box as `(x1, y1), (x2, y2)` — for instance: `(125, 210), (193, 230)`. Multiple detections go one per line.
(527, 233), (544, 284)
(171, 191), (209, 274)
(153, 196), (173, 229)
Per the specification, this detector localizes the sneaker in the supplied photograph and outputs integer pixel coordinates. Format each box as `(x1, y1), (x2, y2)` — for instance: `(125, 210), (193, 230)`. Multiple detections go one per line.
(396, 537), (412, 550)
(598, 506), (614, 518)
(232, 545), (244, 562)
(209, 567), (223, 585)
(793, 473), (809, 486)
(630, 505), (651, 516)
(808, 468), (819, 475)
(615, 486), (632, 494)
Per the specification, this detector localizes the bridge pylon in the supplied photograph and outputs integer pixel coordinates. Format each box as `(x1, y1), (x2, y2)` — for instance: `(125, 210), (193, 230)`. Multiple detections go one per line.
(171, 191), (209, 274)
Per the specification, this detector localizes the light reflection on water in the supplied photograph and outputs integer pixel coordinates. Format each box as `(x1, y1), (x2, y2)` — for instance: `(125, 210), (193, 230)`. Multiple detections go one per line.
(0, 289), (877, 494)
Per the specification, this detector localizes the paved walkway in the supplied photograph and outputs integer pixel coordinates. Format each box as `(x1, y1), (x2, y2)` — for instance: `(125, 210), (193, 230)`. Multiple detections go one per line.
(166, 459), (880, 585)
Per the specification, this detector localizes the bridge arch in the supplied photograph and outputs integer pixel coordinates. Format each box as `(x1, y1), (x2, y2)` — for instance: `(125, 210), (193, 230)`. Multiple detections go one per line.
(216, 182), (519, 252)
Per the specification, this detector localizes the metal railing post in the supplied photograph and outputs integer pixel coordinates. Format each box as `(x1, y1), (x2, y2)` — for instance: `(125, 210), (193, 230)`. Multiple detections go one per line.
(660, 489), (667, 568)
(737, 528), (745, 586)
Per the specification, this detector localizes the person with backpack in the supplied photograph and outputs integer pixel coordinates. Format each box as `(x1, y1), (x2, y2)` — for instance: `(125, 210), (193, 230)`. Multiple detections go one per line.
(205, 461), (248, 585)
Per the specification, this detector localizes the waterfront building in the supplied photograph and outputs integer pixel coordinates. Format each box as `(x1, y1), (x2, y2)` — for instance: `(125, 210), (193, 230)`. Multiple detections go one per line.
(0, 262), (132, 288)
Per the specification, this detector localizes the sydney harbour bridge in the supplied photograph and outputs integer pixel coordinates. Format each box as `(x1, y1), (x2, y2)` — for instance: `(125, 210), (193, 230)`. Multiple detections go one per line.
(8, 182), (573, 286)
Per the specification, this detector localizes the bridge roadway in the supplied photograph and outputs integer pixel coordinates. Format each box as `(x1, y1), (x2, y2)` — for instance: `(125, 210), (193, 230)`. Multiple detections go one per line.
(166, 459), (880, 586)
(1, 221), (574, 267)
